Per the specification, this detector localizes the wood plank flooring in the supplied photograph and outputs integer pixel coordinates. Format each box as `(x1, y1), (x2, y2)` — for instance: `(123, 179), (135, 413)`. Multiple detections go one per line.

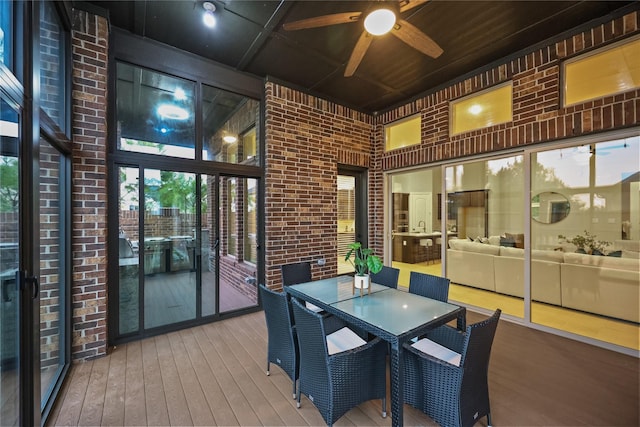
(48, 309), (639, 427)
(394, 260), (640, 350)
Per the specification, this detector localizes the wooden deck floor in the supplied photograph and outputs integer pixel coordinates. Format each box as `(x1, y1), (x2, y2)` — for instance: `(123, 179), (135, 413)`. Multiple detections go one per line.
(48, 310), (639, 426)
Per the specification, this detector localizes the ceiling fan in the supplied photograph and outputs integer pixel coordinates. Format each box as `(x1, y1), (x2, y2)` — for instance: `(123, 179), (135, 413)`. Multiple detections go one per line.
(282, 0), (443, 77)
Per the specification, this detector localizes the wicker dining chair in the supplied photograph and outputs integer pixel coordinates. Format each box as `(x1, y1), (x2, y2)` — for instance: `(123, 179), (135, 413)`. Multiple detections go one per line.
(409, 271), (465, 330)
(403, 308), (502, 427)
(290, 298), (388, 426)
(259, 284), (299, 398)
(409, 271), (450, 302)
(370, 265), (400, 288)
(281, 262), (312, 286)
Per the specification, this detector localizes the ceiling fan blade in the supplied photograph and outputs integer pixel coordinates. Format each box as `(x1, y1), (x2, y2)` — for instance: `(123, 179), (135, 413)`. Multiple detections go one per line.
(282, 12), (362, 31)
(399, 0), (430, 13)
(344, 31), (373, 77)
(392, 18), (443, 58)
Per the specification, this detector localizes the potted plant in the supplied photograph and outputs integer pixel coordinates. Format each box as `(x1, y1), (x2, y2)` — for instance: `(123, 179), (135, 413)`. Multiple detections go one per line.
(345, 242), (383, 290)
(558, 230), (610, 255)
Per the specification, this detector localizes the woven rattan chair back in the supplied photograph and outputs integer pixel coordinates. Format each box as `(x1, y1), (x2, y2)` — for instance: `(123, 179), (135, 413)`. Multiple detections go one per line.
(259, 284), (299, 398)
(281, 262), (312, 286)
(370, 265), (400, 288)
(408, 271), (450, 302)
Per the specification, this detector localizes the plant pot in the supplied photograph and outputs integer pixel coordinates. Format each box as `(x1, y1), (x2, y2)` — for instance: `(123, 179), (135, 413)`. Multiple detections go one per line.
(354, 274), (370, 289)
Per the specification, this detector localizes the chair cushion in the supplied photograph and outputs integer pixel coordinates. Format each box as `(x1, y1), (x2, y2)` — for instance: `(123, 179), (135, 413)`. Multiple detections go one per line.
(326, 327), (367, 355)
(411, 338), (461, 366)
(305, 302), (323, 312)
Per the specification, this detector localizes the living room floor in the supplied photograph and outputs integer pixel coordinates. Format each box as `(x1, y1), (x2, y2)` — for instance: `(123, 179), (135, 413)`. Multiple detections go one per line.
(394, 260), (639, 351)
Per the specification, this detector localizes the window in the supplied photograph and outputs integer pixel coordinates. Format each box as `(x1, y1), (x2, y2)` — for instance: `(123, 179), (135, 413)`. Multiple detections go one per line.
(116, 63), (196, 159)
(202, 84), (260, 165)
(450, 82), (512, 135)
(563, 36), (640, 107)
(385, 114), (420, 151)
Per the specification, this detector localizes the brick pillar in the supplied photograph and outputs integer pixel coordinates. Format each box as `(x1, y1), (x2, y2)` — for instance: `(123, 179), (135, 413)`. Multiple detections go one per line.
(70, 10), (109, 360)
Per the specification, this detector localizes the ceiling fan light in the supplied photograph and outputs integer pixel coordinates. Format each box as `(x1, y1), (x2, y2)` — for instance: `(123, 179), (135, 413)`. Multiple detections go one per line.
(364, 9), (396, 36)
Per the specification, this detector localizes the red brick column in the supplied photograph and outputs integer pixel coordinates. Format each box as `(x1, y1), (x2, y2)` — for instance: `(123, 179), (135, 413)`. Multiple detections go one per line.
(70, 9), (109, 360)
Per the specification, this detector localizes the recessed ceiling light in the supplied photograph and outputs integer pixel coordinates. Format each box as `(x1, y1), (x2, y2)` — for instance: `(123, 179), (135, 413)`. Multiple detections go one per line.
(157, 103), (189, 120)
(203, 2), (216, 28)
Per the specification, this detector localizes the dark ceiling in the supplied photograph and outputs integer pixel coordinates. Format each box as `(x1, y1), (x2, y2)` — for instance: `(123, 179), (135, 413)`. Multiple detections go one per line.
(81, 0), (638, 113)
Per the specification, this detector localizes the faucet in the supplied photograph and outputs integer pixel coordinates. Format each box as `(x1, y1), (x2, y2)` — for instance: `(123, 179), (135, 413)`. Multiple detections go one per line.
(418, 220), (426, 232)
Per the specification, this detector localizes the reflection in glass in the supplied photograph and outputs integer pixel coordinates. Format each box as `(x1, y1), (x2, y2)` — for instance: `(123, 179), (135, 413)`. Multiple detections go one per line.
(202, 84), (259, 164)
(143, 169), (197, 329)
(40, 1), (67, 131)
(218, 176), (258, 313)
(0, 96), (19, 426)
(531, 136), (639, 348)
(0, 1), (13, 69)
(116, 62), (195, 159)
(39, 139), (66, 404)
(118, 167), (140, 334)
(531, 192), (570, 224)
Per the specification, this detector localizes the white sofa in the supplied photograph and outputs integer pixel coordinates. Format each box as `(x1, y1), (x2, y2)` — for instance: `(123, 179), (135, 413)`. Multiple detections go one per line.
(447, 238), (639, 323)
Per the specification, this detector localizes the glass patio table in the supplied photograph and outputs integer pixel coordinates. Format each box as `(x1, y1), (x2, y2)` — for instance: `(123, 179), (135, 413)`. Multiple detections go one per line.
(286, 277), (465, 427)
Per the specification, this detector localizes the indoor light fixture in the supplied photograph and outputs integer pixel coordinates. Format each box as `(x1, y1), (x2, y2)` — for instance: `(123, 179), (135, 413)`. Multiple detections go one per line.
(363, 8), (396, 36)
(203, 2), (216, 28)
(157, 103), (190, 120)
(469, 104), (482, 115)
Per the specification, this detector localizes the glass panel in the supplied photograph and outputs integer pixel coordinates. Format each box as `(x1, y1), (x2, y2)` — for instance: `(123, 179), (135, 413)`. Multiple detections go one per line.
(201, 175), (216, 317)
(202, 84), (259, 165)
(40, 1), (66, 131)
(390, 168), (443, 287)
(531, 137), (639, 350)
(244, 179), (257, 264)
(0, 1), (13, 69)
(385, 114), (420, 151)
(118, 166), (139, 334)
(219, 176), (258, 313)
(338, 175), (356, 275)
(450, 82), (512, 135)
(116, 63), (195, 159)
(39, 138), (65, 406)
(143, 169), (197, 329)
(564, 36), (640, 107)
(0, 96), (19, 426)
(445, 155), (524, 318)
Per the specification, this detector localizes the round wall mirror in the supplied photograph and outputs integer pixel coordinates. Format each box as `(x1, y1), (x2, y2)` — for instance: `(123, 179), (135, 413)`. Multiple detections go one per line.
(532, 191), (570, 224)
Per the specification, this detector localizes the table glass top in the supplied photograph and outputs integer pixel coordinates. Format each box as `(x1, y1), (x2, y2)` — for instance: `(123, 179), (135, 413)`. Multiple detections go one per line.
(331, 290), (461, 336)
(288, 275), (389, 305)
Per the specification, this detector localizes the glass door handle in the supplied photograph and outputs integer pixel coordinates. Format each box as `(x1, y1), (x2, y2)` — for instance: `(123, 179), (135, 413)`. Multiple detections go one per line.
(18, 271), (39, 299)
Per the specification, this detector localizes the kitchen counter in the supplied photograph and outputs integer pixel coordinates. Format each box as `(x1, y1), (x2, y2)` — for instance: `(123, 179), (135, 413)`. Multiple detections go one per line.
(392, 232), (456, 263)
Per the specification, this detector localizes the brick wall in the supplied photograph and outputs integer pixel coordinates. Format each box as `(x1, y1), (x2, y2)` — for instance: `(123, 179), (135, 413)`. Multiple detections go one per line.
(264, 83), (374, 289)
(377, 11), (640, 170)
(39, 144), (61, 368)
(70, 9), (109, 360)
(263, 11), (640, 283)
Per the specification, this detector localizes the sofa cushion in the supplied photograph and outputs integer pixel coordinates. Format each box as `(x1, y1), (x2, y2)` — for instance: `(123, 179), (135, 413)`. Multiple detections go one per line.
(499, 246), (523, 258)
(622, 250), (640, 259)
(532, 249), (565, 263)
(449, 239), (500, 255)
(563, 252), (640, 272)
